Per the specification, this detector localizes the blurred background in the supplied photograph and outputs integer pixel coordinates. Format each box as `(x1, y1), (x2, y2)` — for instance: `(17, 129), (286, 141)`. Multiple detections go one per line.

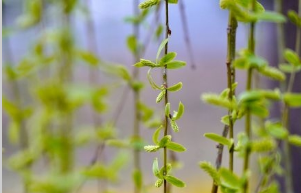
(2, 0), (301, 193)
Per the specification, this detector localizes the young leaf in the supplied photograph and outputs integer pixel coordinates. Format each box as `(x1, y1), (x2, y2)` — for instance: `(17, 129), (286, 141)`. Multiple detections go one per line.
(159, 163), (172, 177)
(258, 66), (285, 81)
(288, 10), (301, 27)
(134, 59), (157, 68)
(159, 52), (177, 66)
(251, 138), (276, 152)
(266, 121), (288, 139)
(164, 175), (186, 187)
(159, 135), (172, 147)
(254, 11), (286, 23)
(284, 49), (300, 66)
(172, 101), (184, 120)
(127, 35), (137, 54)
(144, 145), (160, 152)
(202, 93), (235, 109)
(156, 38), (169, 61)
(132, 169), (142, 190)
(288, 135), (301, 147)
(152, 158), (161, 178)
(156, 90), (166, 103)
(166, 60), (186, 69)
(153, 125), (163, 145)
(147, 69), (162, 90)
(284, 93), (301, 107)
(204, 133), (231, 147)
(221, 115), (230, 126)
(167, 82), (182, 92)
(219, 167), (241, 190)
(166, 142), (186, 152)
(199, 161), (221, 185)
(279, 63), (301, 73)
(165, 103), (170, 117)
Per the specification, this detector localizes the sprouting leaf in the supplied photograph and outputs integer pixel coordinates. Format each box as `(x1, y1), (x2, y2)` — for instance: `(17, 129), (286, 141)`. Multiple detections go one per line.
(239, 91), (263, 103)
(144, 145), (160, 152)
(284, 49), (300, 66)
(288, 10), (301, 27)
(156, 90), (166, 103)
(127, 35), (138, 54)
(166, 61), (186, 69)
(199, 161), (221, 185)
(155, 179), (164, 187)
(221, 115), (230, 126)
(153, 125), (163, 145)
(134, 59), (157, 68)
(164, 175), (186, 187)
(170, 120), (179, 132)
(156, 38), (169, 61)
(249, 103), (269, 118)
(172, 101), (184, 120)
(204, 133), (231, 147)
(165, 103), (170, 117)
(166, 142), (186, 152)
(219, 167), (241, 190)
(147, 69), (162, 90)
(283, 93), (301, 107)
(159, 163), (172, 177)
(167, 82), (182, 92)
(159, 135), (172, 147)
(159, 52), (177, 66)
(254, 11), (286, 23)
(202, 93), (236, 109)
(265, 121), (288, 139)
(153, 158), (161, 178)
(139, 0), (160, 9)
(279, 63), (301, 73)
(260, 89), (281, 101)
(132, 169), (142, 190)
(258, 66), (286, 81)
(288, 135), (301, 147)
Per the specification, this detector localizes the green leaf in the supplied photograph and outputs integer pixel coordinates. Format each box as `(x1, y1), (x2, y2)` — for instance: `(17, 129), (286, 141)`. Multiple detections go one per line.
(221, 115), (230, 126)
(164, 175), (186, 188)
(156, 38), (169, 61)
(147, 69), (162, 90)
(288, 10), (301, 27)
(219, 168), (241, 190)
(166, 142), (186, 152)
(204, 133), (231, 147)
(159, 163), (172, 177)
(202, 93), (235, 109)
(166, 60), (186, 69)
(153, 125), (163, 145)
(279, 64), (301, 73)
(283, 93), (301, 107)
(249, 103), (269, 118)
(288, 135), (301, 146)
(132, 169), (143, 190)
(106, 139), (129, 148)
(165, 103), (170, 117)
(251, 138), (276, 152)
(172, 101), (184, 120)
(159, 52), (177, 66)
(199, 161), (221, 185)
(77, 50), (100, 66)
(258, 66), (285, 81)
(167, 82), (182, 92)
(265, 121), (288, 139)
(155, 179), (164, 187)
(144, 145), (160, 152)
(127, 35), (138, 54)
(239, 91), (263, 103)
(156, 90), (166, 103)
(152, 158), (161, 178)
(159, 135), (172, 147)
(170, 120), (179, 132)
(254, 11), (286, 23)
(260, 89), (281, 101)
(284, 49), (300, 66)
(139, 0), (160, 9)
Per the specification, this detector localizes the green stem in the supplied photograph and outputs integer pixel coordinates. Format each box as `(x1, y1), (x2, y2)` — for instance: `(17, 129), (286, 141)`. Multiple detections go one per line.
(163, 1), (169, 193)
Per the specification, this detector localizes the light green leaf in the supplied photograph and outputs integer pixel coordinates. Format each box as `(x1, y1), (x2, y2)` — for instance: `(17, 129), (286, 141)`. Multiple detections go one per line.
(165, 103), (170, 117)
(284, 93), (301, 107)
(139, 0), (160, 9)
(159, 135), (172, 147)
(167, 82), (182, 92)
(219, 167), (241, 190)
(204, 133), (231, 147)
(254, 11), (286, 23)
(202, 93), (235, 109)
(159, 52), (177, 66)
(265, 121), (288, 139)
(153, 125), (163, 145)
(251, 138), (276, 152)
(147, 69), (162, 90)
(170, 120), (179, 132)
(156, 38), (169, 61)
(199, 161), (221, 185)
(144, 145), (160, 152)
(284, 49), (300, 66)
(156, 90), (166, 103)
(288, 10), (301, 27)
(168, 0), (178, 3)
(134, 59), (157, 68)
(279, 64), (301, 73)
(127, 35), (138, 54)
(152, 158), (161, 178)
(166, 60), (186, 69)
(132, 169), (142, 190)
(288, 135), (301, 146)
(164, 175), (186, 188)
(155, 179), (164, 187)
(77, 50), (99, 66)
(258, 66), (286, 81)
(166, 142), (186, 152)
(172, 101), (184, 120)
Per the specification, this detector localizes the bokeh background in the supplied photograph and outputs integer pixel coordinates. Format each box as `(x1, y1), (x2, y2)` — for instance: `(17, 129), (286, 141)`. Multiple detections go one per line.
(2, 0), (301, 193)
